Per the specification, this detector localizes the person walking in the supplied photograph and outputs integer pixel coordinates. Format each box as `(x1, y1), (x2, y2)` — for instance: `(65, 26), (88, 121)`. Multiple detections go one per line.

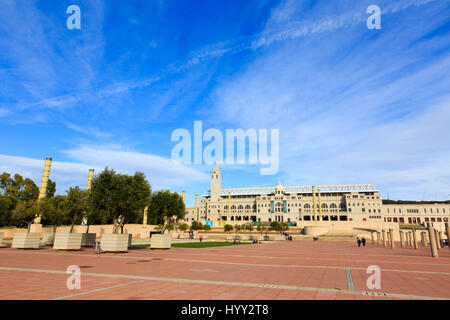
(357, 237), (362, 247)
(362, 237), (366, 247)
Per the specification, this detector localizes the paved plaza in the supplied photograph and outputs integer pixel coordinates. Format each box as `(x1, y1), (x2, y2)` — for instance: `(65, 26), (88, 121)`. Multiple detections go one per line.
(0, 240), (449, 300)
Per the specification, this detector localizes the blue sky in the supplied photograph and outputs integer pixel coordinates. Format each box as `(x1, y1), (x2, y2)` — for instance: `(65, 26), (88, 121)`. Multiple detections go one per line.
(1, 0), (450, 206)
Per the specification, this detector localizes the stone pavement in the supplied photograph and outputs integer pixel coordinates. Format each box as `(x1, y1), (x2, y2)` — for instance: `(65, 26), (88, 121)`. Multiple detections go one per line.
(0, 240), (449, 300)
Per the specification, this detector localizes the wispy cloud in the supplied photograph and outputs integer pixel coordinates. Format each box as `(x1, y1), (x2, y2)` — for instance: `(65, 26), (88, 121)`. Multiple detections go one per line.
(0, 146), (209, 194)
(204, 0), (450, 200)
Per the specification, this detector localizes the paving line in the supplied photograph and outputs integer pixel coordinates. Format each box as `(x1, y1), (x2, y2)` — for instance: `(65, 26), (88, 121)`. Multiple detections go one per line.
(345, 268), (355, 291)
(52, 280), (148, 300)
(213, 245), (449, 260)
(2, 250), (450, 276)
(132, 250), (450, 267)
(0, 266), (447, 301)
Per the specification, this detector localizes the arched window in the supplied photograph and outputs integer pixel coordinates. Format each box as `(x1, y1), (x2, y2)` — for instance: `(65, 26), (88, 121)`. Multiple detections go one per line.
(231, 205), (236, 210)
(245, 205), (251, 210)
(238, 205), (243, 210)
(330, 203), (337, 209)
(321, 203), (328, 209)
(224, 205), (228, 210)
(304, 204), (311, 208)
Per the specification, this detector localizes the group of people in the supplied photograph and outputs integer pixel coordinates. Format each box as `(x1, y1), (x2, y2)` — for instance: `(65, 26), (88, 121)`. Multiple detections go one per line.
(356, 236), (366, 247)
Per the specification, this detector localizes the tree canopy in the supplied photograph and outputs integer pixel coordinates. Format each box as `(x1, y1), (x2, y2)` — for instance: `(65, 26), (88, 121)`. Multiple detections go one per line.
(87, 168), (152, 233)
(148, 190), (185, 232)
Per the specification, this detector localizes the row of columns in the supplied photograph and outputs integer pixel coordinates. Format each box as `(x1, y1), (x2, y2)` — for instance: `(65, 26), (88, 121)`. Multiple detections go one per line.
(372, 223), (449, 258)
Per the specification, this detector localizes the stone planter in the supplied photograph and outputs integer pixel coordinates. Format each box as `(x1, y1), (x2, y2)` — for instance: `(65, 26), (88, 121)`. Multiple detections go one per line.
(100, 234), (129, 252)
(150, 234), (172, 249)
(12, 233), (40, 249)
(241, 234), (249, 241)
(274, 235), (285, 241)
(179, 233), (187, 239)
(42, 233), (55, 246)
(81, 233), (97, 247)
(258, 235), (265, 241)
(226, 235), (233, 241)
(53, 233), (82, 250)
(0, 232), (4, 247)
(264, 235), (270, 241)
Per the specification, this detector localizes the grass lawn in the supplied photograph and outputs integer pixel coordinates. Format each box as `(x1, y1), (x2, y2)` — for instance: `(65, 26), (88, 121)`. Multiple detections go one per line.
(130, 241), (255, 249)
(171, 241), (253, 248)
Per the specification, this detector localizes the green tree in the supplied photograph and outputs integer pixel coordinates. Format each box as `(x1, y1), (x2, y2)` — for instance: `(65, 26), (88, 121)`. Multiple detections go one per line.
(46, 179), (56, 199)
(0, 195), (13, 227)
(88, 168), (152, 234)
(256, 224), (266, 235)
(178, 222), (189, 232)
(40, 195), (66, 232)
(203, 224), (211, 231)
(224, 224), (233, 233)
(11, 201), (35, 231)
(234, 224), (241, 233)
(245, 223), (254, 233)
(269, 221), (283, 234)
(148, 190), (184, 233)
(190, 221), (203, 231)
(63, 187), (87, 233)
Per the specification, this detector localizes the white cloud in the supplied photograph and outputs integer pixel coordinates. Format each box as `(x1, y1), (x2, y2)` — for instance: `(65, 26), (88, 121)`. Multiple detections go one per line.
(204, 0), (450, 200)
(0, 147), (209, 195)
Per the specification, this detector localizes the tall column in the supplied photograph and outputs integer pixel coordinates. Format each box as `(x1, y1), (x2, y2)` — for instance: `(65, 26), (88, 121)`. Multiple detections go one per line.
(399, 230), (404, 248)
(423, 231), (429, 247)
(371, 232), (374, 244)
(389, 229), (395, 249)
(446, 223), (450, 253)
(82, 169), (95, 226)
(38, 157), (52, 201)
(318, 189), (322, 221)
(427, 223), (438, 258)
(143, 206), (148, 227)
(182, 191), (185, 205)
(378, 232), (381, 245)
(228, 192), (231, 222)
(435, 229), (442, 249)
(87, 169), (94, 191)
(407, 231), (412, 247)
(412, 229), (418, 249)
(420, 232), (424, 247)
(34, 157), (52, 223)
(312, 186), (317, 221)
(382, 230), (386, 247)
(195, 194), (199, 221)
(438, 231), (443, 248)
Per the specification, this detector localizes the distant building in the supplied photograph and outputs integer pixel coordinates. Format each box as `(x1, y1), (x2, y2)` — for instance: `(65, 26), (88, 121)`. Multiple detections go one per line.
(184, 164), (450, 226)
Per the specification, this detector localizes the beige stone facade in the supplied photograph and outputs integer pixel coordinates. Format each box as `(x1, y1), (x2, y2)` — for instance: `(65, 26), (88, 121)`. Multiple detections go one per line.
(382, 204), (450, 224)
(184, 164), (450, 227)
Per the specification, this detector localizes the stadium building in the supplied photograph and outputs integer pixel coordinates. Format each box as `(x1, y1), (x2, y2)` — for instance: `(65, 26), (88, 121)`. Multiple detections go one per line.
(184, 163), (450, 226)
